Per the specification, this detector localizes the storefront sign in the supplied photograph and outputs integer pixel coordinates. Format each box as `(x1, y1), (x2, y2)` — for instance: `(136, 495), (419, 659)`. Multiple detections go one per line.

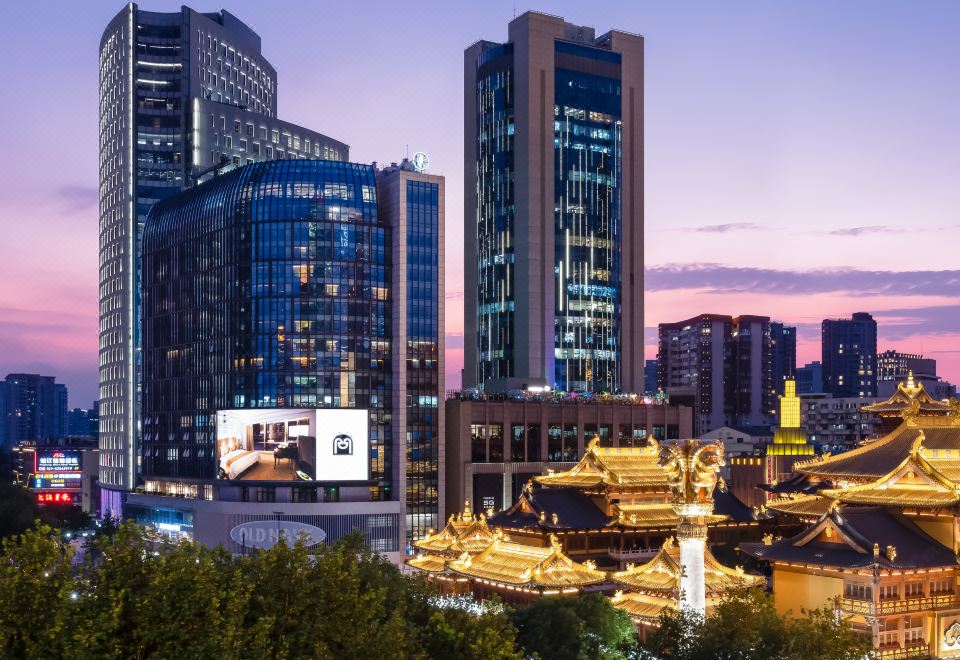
(229, 520), (326, 549)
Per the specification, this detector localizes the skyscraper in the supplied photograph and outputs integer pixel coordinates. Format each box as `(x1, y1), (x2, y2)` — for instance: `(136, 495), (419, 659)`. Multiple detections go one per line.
(98, 5), (347, 507)
(463, 12), (644, 394)
(821, 312), (877, 397)
(657, 314), (774, 435)
(770, 322), (796, 397)
(376, 158), (446, 542)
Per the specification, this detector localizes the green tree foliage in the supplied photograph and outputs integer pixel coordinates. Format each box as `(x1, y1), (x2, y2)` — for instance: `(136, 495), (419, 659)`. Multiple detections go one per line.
(0, 521), (522, 660)
(509, 593), (638, 660)
(638, 589), (871, 660)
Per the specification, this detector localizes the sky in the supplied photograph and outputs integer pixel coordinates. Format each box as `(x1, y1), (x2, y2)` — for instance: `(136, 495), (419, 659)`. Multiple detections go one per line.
(0, 1), (958, 407)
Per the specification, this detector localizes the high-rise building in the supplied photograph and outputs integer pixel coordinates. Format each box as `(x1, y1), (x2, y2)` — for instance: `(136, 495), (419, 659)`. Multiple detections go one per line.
(770, 322), (796, 397)
(795, 361), (823, 394)
(657, 315), (774, 435)
(643, 359), (658, 394)
(463, 12), (644, 394)
(877, 349), (936, 381)
(98, 5), (348, 506)
(821, 312), (877, 397)
(131, 159), (442, 557)
(376, 158), (445, 542)
(2, 374), (67, 448)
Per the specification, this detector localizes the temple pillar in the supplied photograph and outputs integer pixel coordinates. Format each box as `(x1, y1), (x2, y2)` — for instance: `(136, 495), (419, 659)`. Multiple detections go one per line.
(678, 519), (708, 615)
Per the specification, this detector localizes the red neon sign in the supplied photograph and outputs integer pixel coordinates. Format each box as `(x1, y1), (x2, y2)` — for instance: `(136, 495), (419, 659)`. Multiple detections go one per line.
(35, 492), (75, 505)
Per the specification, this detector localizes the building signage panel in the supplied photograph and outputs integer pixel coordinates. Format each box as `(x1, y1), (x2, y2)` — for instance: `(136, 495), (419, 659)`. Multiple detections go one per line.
(229, 520), (327, 549)
(215, 408), (369, 482)
(36, 450), (82, 473)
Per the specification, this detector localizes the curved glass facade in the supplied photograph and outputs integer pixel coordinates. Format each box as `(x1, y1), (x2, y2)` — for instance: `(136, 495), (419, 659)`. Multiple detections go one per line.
(142, 160), (391, 496)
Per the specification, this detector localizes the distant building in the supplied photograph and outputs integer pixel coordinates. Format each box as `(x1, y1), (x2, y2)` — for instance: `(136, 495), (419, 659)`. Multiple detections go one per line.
(698, 425), (773, 459)
(801, 393), (880, 452)
(643, 360), (658, 394)
(821, 312), (877, 397)
(444, 390), (692, 518)
(657, 314), (774, 435)
(770, 323), (796, 397)
(2, 374), (68, 449)
(795, 361), (823, 394)
(67, 406), (99, 438)
(878, 349), (936, 381)
(463, 12), (645, 394)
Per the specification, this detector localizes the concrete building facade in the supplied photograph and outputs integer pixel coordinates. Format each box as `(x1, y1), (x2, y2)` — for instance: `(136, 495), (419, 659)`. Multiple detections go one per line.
(463, 12), (645, 394)
(445, 392), (691, 518)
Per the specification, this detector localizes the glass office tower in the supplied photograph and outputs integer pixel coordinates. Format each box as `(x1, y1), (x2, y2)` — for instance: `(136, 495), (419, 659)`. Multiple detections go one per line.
(98, 5), (346, 509)
(464, 12), (644, 394)
(141, 160), (390, 490)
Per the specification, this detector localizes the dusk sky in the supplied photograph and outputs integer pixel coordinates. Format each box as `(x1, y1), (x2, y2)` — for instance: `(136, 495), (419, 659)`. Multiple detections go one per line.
(1, 1), (958, 406)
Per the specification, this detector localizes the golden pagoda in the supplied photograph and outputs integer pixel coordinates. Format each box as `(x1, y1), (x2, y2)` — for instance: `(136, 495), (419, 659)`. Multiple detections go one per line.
(445, 532), (607, 600)
(862, 372), (952, 433)
(740, 376), (960, 658)
(408, 500), (496, 576)
(610, 536), (764, 626)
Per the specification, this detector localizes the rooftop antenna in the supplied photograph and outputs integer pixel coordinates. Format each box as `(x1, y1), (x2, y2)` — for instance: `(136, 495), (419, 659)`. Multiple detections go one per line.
(405, 144), (409, 159)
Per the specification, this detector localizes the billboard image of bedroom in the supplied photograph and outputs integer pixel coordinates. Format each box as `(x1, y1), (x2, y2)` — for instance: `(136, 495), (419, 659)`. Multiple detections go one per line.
(215, 408), (369, 482)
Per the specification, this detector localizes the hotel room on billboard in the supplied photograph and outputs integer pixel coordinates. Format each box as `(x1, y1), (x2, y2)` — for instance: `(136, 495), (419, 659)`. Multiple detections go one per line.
(216, 408), (369, 482)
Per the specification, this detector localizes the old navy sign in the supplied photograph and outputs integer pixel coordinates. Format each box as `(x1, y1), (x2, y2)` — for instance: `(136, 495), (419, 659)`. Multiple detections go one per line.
(229, 520), (326, 549)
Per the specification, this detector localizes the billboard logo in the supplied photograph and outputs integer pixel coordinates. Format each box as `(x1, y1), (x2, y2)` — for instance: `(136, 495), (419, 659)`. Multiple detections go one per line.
(332, 434), (353, 456)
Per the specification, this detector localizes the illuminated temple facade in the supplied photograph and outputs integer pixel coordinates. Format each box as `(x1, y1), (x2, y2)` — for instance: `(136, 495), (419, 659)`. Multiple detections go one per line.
(743, 379), (960, 659)
(408, 436), (762, 620)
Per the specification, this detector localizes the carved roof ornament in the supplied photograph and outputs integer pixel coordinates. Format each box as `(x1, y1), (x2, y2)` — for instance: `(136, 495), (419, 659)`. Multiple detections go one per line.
(658, 439), (725, 514)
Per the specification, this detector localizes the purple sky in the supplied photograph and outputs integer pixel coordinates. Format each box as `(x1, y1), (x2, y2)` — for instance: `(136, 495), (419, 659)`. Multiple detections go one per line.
(1, 1), (959, 406)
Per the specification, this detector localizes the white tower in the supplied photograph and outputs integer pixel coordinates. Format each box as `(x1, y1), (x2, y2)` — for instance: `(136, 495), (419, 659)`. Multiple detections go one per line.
(659, 439), (725, 616)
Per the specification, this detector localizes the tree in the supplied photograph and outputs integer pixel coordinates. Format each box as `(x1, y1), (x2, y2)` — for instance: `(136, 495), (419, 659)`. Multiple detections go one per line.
(0, 523), (523, 659)
(510, 593), (638, 660)
(638, 589), (870, 660)
(0, 482), (42, 539)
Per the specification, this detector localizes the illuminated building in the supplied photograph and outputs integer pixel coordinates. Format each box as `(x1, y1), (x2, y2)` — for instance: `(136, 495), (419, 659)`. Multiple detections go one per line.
(409, 436), (761, 608)
(98, 5), (347, 511)
(657, 314), (776, 436)
(463, 11), (645, 394)
(771, 322), (797, 397)
(742, 377), (960, 658)
(376, 159), (446, 542)
(821, 312), (877, 397)
(444, 389), (692, 518)
(727, 379), (816, 510)
(126, 158), (443, 560)
(610, 536), (763, 626)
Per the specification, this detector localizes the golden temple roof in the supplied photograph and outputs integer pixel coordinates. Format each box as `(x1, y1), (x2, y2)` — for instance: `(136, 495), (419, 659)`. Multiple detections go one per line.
(793, 418), (960, 509)
(861, 373), (953, 417)
(406, 554), (448, 573)
(610, 537), (764, 596)
(610, 591), (677, 622)
(414, 501), (496, 555)
(446, 533), (607, 590)
(534, 436), (670, 490)
(766, 494), (836, 518)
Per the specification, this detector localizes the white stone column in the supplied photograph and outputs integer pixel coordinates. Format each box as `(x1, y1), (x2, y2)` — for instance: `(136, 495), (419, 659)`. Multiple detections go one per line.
(678, 528), (707, 615)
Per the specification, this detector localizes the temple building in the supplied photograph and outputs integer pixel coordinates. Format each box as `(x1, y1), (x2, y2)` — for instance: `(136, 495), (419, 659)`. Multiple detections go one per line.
(409, 436), (764, 625)
(861, 371), (952, 435)
(611, 536), (764, 627)
(742, 377), (960, 658)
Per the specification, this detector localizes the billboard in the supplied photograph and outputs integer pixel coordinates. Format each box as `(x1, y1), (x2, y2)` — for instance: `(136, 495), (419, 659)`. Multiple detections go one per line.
(36, 450), (82, 473)
(33, 450), (83, 493)
(36, 491), (76, 505)
(215, 408), (368, 482)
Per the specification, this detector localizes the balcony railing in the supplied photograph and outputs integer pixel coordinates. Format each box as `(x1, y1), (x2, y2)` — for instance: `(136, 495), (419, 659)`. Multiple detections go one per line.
(876, 642), (930, 659)
(840, 593), (959, 615)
